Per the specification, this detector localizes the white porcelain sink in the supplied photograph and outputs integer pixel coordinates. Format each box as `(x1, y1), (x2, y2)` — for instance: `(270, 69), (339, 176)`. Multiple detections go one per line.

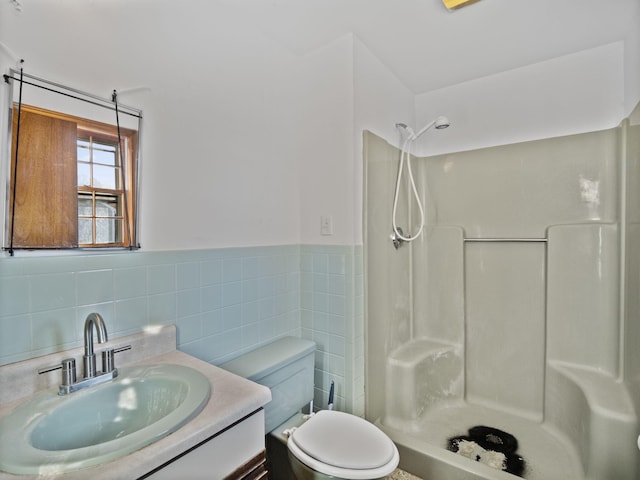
(0, 363), (211, 475)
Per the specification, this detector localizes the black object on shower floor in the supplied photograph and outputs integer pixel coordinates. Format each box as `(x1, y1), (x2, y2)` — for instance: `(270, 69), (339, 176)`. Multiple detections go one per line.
(447, 426), (526, 477)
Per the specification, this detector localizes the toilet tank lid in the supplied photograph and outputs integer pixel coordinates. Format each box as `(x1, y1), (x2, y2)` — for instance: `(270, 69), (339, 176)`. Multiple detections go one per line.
(221, 337), (315, 381)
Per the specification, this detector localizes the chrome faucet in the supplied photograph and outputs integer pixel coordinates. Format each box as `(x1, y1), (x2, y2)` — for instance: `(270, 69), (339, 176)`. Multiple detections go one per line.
(38, 313), (131, 395)
(83, 312), (108, 378)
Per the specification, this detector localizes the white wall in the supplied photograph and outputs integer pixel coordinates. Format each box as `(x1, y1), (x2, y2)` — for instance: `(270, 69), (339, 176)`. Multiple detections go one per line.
(413, 42), (627, 157)
(1, 1), (638, 252)
(294, 34), (415, 246)
(295, 35), (354, 246)
(0, 0), (303, 251)
(411, 3), (640, 157)
(353, 37), (415, 246)
(0, 2), (384, 251)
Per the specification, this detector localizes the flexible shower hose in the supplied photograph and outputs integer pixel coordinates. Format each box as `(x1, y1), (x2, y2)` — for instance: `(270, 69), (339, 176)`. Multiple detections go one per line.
(392, 136), (425, 243)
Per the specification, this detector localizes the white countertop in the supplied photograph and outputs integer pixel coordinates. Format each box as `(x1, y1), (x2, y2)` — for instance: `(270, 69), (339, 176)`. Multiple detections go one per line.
(0, 325), (271, 480)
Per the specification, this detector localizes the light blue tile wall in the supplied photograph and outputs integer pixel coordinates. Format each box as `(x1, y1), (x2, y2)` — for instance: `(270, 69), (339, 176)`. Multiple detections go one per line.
(0, 244), (364, 413)
(0, 246), (300, 366)
(300, 245), (364, 415)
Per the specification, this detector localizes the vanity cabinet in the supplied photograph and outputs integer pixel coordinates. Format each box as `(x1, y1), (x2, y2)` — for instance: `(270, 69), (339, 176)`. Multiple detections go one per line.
(142, 409), (267, 480)
(0, 326), (272, 480)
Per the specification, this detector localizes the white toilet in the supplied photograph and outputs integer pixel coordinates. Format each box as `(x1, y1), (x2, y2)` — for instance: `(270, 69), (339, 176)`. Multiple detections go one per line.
(221, 337), (399, 480)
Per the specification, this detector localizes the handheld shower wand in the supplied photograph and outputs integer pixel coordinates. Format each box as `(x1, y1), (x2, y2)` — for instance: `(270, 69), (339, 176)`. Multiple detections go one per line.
(413, 116), (451, 139)
(392, 116), (450, 248)
(395, 116), (449, 141)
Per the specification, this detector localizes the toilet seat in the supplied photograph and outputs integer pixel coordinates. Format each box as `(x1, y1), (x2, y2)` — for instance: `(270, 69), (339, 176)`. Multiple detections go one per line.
(288, 410), (399, 479)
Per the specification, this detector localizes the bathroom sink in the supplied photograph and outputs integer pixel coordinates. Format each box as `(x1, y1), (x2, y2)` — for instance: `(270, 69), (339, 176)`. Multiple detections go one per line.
(0, 363), (211, 475)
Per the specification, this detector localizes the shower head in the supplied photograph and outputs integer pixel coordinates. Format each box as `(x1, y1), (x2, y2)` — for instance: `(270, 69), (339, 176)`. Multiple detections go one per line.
(434, 116), (451, 129)
(397, 116), (451, 141)
(413, 116), (450, 139)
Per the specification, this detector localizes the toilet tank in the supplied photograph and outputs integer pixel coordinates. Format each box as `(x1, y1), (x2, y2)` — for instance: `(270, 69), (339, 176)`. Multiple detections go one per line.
(220, 337), (315, 433)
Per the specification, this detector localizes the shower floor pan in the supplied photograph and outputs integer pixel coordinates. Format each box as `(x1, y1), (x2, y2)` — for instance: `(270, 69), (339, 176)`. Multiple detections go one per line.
(379, 339), (638, 480)
(379, 401), (583, 480)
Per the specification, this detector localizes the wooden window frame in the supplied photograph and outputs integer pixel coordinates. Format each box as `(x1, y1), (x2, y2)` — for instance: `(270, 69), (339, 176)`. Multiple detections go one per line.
(7, 104), (138, 250)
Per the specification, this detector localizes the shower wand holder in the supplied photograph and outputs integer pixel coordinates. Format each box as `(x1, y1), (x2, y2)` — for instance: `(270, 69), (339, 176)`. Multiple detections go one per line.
(391, 227), (406, 250)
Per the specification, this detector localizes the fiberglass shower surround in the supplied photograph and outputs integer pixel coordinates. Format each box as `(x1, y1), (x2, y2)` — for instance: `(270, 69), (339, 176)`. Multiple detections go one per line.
(391, 116), (450, 249)
(364, 112), (640, 480)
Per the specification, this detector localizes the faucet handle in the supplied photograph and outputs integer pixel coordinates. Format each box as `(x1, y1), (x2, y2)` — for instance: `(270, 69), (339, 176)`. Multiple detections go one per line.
(101, 345), (132, 374)
(38, 358), (77, 386)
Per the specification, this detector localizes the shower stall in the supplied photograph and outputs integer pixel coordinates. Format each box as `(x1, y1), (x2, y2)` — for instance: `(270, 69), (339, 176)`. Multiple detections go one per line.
(363, 105), (640, 480)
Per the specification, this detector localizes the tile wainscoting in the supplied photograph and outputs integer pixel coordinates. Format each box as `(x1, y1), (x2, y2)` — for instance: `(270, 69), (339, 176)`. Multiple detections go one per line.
(0, 244), (364, 415)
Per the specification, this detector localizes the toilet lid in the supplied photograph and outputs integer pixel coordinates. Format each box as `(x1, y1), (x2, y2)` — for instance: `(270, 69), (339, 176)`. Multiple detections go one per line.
(289, 410), (396, 470)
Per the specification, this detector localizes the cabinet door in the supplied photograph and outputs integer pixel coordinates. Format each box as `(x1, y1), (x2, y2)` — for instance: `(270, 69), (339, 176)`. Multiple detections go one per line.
(143, 410), (265, 480)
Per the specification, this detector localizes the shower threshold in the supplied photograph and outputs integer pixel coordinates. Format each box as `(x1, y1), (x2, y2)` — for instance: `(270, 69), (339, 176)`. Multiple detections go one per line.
(379, 401), (584, 480)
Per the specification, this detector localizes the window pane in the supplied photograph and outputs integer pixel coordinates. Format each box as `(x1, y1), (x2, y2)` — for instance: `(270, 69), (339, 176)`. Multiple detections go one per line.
(96, 218), (121, 244)
(78, 195), (93, 216)
(93, 144), (117, 166)
(77, 142), (90, 162)
(93, 165), (118, 189)
(95, 196), (119, 217)
(78, 163), (91, 187)
(78, 218), (92, 244)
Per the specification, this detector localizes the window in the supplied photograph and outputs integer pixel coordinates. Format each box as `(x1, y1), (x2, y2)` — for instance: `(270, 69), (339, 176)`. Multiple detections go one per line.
(7, 104), (138, 250)
(77, 133), (128, 247)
